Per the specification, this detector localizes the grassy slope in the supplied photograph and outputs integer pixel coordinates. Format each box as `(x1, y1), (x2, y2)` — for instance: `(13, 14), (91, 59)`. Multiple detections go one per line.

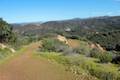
(0, 44), (29, 65)
(35, 52), (99, 80)
(36, 52), (120, 80)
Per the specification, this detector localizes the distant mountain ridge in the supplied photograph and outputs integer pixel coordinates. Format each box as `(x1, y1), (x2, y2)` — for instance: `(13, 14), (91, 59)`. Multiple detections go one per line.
(13, 16), (120, 35)
(12, 16), (120, 51)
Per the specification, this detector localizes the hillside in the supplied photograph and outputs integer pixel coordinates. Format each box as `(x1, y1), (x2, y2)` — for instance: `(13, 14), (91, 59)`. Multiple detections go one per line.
(1, 17), (120, 80)
(13, 16), (120, 35)
(13, 16), (120, 51)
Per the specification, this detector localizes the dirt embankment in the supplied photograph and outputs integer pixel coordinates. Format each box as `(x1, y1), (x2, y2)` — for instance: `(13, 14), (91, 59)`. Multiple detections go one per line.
(56, 35), (105, 51)
(0, 43), (15, 53)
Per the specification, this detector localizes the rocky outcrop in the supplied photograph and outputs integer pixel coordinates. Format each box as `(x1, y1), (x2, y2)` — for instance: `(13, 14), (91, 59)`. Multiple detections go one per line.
(57, 35), (68, 44)
(0, 43), (16, 53)
(90, 43), (105, 52)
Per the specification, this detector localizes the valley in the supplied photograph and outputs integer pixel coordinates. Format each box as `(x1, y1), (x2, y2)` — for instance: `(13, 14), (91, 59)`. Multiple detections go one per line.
(0, 16), (120, 80)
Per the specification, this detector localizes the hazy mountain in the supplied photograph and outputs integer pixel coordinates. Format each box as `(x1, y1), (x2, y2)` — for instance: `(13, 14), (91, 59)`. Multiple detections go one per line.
(13, 16), (120, 35)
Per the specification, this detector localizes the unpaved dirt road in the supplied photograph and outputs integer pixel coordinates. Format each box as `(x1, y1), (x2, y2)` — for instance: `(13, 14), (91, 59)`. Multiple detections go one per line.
(0, 42), (76, 80)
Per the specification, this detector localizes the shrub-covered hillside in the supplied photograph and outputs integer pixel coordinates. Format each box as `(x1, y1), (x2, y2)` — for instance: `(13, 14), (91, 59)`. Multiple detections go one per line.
(36, 37), (120, 80)
(13, 16), (120, 35)
(88, 30), (120, 51)
(0, 18), (16, 43)
(13, 16), (120, 52)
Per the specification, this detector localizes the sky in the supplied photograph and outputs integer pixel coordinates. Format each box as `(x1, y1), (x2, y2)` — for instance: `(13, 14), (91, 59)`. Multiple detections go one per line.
(0, 0), (120, 23)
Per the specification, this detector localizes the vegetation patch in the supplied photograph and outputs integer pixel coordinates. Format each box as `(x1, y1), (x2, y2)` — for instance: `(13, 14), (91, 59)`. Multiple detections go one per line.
(0, 48), (12, 60)
(36, 52), (120, 80)
(40, 38), (77, 55)
(88, 30), (120, 51)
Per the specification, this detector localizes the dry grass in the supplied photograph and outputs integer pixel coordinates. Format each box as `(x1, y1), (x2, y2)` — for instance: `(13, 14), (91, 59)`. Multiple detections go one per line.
(67, 39), (80, 48)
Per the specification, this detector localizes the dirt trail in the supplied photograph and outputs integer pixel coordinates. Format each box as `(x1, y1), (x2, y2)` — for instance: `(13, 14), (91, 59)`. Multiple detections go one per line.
(0, 42), (76, 80)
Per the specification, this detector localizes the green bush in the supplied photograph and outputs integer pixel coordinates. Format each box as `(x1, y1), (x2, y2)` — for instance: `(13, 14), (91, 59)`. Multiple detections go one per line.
(62, 47), (76, 55)
(11, 36), (30, 50)
(98, 52), (113, 63)
(41, 38), (79, 55)
(88, 66), (119, 80)
(0, 18), (16, 43)
(41, 38), (68, 52)
(0, 48), (11, 59)
(11, 34), (40, 50)
(89, 48), (102, 58)
(89, 48), (113, 63)
(73, 41), (91, 55)
(73, 47), (88, 55)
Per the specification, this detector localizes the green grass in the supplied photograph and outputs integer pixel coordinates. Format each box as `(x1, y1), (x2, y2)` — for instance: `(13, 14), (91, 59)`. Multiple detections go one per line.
(35, 52), (120, 80)
(0, 48), (12, 60)
(0, 45), (29, 65)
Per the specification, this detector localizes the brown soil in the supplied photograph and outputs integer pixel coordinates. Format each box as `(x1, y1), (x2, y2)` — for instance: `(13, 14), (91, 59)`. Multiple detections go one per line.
(0, 42), (76, 80)
(67, 39), (80, 48)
